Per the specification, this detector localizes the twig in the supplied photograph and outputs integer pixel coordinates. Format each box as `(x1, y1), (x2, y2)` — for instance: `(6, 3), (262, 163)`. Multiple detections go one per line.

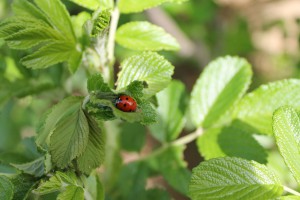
(172, 128), (203, 146)
(284, 186), (300, 196)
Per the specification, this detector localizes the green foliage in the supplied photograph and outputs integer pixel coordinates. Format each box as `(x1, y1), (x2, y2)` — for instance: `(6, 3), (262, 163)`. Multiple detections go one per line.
(273, 106), (300, 185)
(36, 96), (84, 149)
(50, 104), (89, 168)
(189, 157), (283, 200)
(11, 157), (45, 177)
(57, 185), (84, 200)
(76, 114), (105, 174)
(3, 0), (300, 199)
(233, 79), (300, 135)
(87, 73), (112, 92)
(0, 175), (14, 200)
(190, 56), (252, 128)
(117, 52), (174, 98)
(197, 126), (267, 164)
(0, 0), (81, 72)
(116, 21), (179, 51)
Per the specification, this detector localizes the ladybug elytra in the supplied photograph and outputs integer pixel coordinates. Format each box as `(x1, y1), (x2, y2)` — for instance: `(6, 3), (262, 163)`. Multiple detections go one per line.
(115, 95), (137, 112)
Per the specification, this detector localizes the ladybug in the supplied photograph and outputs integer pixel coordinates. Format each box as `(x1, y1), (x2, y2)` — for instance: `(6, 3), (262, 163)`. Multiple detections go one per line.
(115, 95), (137, 112)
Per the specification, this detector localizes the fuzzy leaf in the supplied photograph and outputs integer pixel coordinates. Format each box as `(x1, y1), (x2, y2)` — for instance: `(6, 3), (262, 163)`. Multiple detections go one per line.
(76, 114), (105, 174)
(11, 157), (45, 177)
(273, 106), (300, 185)
(197, 127), (267, 164)
(190, 56), (252, 128)
(117, 52), (174, 98)
(0, 17), (49, 39)
(57, 185), (84, 200)
(189, 157), (283, 200)
(33, 174), (61, 195)
(0, 176), (14, 200)
(5, 27), (63, 49)
(34, 0), (75, 42)
(36, 96), (83, 149)
(116, 21), (179, 51)
(234, 79), (300, 135)
(149, 80), (187, 142)
(12, 0), (49, 24)
(50, 103), (89, 168)
(87, 73), (112, 92)
(21, 41), (77, 69)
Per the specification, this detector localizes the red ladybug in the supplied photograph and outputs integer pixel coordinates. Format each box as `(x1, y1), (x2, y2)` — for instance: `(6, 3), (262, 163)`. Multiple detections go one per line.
(115, 95), (137, 112)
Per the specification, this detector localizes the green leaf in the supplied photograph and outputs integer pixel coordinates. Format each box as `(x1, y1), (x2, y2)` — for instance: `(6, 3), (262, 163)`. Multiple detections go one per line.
(118, 0), (186, 13)
(197, 126), (267, 164)
(0, 17), (49, 39)
(76, 114), (105, 174)
(273, 106), (300, 185)
(149, 80), (187, 142)
(190, 56), (252, 128)
(120, 122), (146, 152)
(0, 175), (14, 200)
(57, 185), (84, 200)
(10, 174), (37, 200)
(234, 79), (300, 135)
(34, 0), (75, 42)
(33, 174), (61, 195)
(146, 145), (190, 195)
(11, 157), (45, 177)
(36, 96), (83, 149)
(87, 73), (112, 92)
(117, 52), (174, 98)
(12, 0), (49, 24)
(116, 21), (179, 51)
(21, 41), (77, 69)
(5, 27), (63, 49)
(70, 0), (113, 10)
(34, 171), (78, 195)
(189, 157), (283, 200)
(50, 104), (89, 168)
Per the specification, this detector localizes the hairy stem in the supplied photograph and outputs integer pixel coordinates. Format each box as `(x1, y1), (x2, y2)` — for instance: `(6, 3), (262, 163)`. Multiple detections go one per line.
(172, 128), (203, 146)
(284, 186), (300, 196)
(106, 7), (120, 85)
(139, 128), (203, 162)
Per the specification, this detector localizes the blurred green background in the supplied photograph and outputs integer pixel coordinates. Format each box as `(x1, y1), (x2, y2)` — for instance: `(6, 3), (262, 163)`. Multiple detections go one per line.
(1, 0), (300, 199)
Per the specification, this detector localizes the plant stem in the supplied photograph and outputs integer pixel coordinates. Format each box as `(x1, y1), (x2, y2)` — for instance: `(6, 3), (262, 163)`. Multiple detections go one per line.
(106, 7), (120, 86)
(172, 128), (203, 146)
(284, 186), (300, 196)
(138, 128), (203, 162)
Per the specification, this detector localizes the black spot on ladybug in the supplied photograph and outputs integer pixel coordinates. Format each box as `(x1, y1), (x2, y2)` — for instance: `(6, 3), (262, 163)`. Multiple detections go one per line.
(123, 104), (126, 107)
